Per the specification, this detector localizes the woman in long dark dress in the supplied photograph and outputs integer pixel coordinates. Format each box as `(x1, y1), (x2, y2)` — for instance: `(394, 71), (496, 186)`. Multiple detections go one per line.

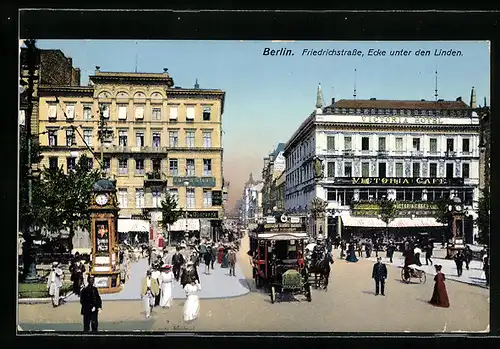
(429, 265), (450, 308)
(346, 242), (358, 263)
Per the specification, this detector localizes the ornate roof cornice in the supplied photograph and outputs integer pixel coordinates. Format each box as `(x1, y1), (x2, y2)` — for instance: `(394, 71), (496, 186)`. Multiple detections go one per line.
(38, 85), (94, 96)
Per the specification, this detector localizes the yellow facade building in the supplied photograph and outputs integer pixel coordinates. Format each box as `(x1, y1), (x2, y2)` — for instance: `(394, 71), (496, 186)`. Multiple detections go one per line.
(37, 68), (226, 243)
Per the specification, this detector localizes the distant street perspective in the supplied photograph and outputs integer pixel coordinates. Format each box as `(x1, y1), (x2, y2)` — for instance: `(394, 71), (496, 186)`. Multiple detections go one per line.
(18, 39), (489, 333)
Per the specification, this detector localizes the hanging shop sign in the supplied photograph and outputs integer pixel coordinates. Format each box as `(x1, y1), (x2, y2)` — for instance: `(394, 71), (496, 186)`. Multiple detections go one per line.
(211, 191), (223, 206)
(173, 176), (216, 187)
(333, 177), (464, 186)
(186, 210), (219, 219)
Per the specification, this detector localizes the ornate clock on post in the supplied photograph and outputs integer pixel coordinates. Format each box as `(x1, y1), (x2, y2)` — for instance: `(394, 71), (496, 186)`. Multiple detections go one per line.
(89, 178), (121, 293)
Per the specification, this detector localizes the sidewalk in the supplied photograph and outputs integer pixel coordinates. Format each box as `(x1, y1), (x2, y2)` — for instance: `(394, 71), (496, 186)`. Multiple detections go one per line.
(55, 256), (249, 302)
(332, 249), (488, 288)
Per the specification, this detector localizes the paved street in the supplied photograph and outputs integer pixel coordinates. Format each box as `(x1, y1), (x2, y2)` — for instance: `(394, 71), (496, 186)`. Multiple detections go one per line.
(18, 234), (489, 333)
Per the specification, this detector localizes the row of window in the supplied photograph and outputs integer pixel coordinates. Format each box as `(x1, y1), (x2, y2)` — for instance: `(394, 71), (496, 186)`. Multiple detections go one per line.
(285, 161), (472, 191)
(325, 135), (471, 152)
(286, 135), (473, 169)
(46, 102), (214, 122)
(47, 128), (213, 148)
(286, 189), (474, 205)
(324, 162), (470, 179)
(332, 107), (469, 117)
(48, 156), (214, 176)
(117, 187), (214, 209)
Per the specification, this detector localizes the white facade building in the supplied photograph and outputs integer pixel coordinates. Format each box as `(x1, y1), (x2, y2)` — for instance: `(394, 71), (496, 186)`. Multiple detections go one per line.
(284, 87), (481, 243)
(239, 173), (264, 226)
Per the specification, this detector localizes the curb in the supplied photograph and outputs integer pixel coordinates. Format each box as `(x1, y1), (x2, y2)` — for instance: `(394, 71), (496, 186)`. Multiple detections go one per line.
(18, 298), (52, 304)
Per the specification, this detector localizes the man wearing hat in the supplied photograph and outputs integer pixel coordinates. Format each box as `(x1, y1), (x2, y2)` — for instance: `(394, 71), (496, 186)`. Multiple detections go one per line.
(47, 261), (64, 307)
(372, 257), (388, 296)
(180, 261), (200, 289)
(171, 246), (186, 281)
(141, 270), (160, 318)
(80, 275), (102, 332)
(159, 264), (174, 308)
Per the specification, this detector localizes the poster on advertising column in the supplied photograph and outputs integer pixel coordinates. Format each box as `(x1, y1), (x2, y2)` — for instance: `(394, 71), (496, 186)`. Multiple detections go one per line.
(95, 221), (110, 255)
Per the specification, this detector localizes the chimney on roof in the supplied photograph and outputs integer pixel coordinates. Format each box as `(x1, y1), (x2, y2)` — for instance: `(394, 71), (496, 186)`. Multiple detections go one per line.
(470, 86), (477, 108)
(484, 97), (487, 107)
(370, 98), (376, 100)
(95, 66), (100, 73)
(456, 96), (462, 102)
(331, 98), (335, 105)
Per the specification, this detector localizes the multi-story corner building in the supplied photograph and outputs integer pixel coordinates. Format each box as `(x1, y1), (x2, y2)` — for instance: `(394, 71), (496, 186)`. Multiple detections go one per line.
(261, 143), (285, 213)
(37, 67), (226, 243)
(284, 85), (481, 243)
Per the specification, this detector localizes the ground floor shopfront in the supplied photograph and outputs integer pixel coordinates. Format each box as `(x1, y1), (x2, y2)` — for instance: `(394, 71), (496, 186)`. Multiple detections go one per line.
(117, 209), (223, 247)
(324, 207), (475, 245)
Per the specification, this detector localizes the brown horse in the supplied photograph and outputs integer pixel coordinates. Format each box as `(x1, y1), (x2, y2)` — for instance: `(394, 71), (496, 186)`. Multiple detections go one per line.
(307, 252), (334, 290)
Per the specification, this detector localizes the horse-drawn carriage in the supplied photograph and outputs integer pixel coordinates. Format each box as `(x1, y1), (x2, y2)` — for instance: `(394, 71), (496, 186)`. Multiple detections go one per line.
(249, 216), (311, 303)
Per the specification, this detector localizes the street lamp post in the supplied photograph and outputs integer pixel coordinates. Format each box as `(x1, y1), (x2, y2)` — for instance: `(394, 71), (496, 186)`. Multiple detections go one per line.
(184, 180), (189, 240)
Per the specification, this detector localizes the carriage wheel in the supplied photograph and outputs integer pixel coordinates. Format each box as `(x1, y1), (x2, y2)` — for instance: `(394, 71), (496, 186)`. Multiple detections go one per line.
(270, 286), (276, 304)
(255, 275), (261, 289)
(419, 271), (427, 284)
(400, 268), (410, 284)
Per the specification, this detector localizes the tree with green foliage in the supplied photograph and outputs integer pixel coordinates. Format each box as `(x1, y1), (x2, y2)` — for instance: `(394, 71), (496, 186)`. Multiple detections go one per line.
(476, 188), (490, 246)
(379, 198), (397, 237)
(433, 197), (450, 225)
(27, 154), (101, 251)
(159, 191), (185, 241)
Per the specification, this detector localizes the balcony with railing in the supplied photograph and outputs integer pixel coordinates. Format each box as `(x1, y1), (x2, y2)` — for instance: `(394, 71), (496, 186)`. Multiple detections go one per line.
(377, 150), (389, 157)
(98, 145), (169, 154)
(144, 170), (168, 187)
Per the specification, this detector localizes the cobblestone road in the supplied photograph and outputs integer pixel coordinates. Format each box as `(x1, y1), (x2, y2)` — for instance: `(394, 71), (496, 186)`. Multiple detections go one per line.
(18, 235), (489, 333)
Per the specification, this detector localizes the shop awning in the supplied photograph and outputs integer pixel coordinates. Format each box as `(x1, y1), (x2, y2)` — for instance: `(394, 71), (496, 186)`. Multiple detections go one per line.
(341, 216), (387, 228)
(168, 219), (200, 232)
(118, 219), (150, 233)
(389, 217), (444, 228)
(341, 216), (445, 228)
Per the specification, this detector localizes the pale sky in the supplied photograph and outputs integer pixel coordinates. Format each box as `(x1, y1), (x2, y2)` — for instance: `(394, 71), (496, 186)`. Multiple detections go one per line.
(34, 40), (490, 213)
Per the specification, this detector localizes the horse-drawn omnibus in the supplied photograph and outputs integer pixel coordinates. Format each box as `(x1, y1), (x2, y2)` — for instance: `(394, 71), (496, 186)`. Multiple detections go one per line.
(248, 215), (311, 303)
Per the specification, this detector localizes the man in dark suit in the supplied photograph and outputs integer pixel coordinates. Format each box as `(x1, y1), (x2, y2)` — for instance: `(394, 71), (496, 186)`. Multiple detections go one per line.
(372, 257), (388, 296)
(80, 275), (102, 332)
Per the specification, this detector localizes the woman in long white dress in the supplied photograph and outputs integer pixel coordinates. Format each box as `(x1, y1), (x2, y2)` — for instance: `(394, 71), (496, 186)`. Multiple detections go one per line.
(159, 264), (174, 308)
(183, 279), (201, 322)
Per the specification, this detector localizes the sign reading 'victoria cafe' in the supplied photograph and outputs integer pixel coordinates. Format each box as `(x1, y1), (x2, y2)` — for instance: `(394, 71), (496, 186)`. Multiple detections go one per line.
(332, 177), (464, 186)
